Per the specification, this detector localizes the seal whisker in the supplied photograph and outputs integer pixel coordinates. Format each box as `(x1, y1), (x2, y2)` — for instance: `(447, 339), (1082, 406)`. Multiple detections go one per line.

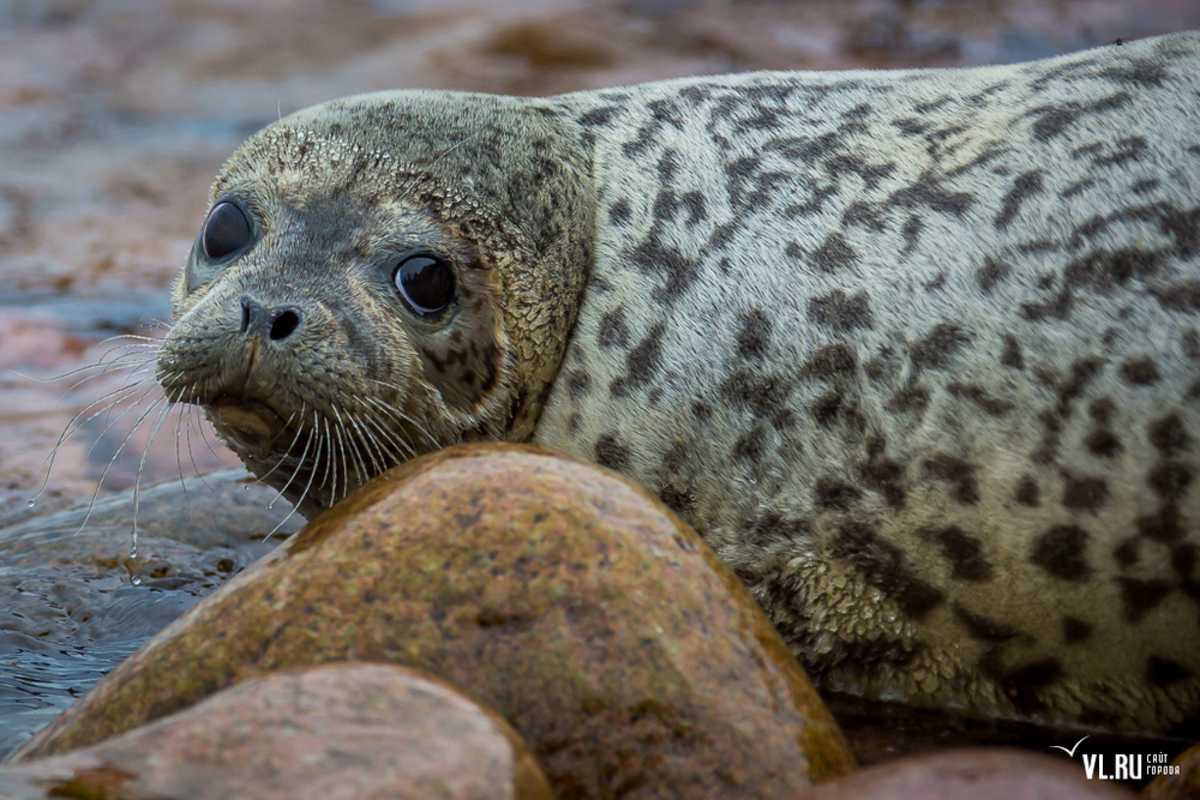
(344, 407), (391, 477)
(127, 398), (176, 555)
(73, 390), (168, 535)
(359, 391), (438, 450)
(251, 406), (306, 485)
(358, 406), (419, 462)
(331, 403), (372, 490)
(266, 403), (314, 511)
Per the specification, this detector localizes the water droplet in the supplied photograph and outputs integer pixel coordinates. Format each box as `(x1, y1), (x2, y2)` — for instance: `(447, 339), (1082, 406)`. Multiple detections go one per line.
(26, 499), (34, 507)
(131, 575), (141, 585)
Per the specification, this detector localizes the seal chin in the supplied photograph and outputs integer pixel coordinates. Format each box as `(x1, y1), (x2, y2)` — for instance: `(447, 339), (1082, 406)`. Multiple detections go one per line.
(207, 395), (288, 442)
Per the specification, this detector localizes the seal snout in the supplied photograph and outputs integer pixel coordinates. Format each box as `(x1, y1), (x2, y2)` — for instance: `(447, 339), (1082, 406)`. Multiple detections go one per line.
(240, 296), (304, 342)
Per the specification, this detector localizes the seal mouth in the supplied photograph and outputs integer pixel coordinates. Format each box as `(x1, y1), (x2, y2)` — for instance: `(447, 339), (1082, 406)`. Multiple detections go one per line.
(207, 394), (288, 440)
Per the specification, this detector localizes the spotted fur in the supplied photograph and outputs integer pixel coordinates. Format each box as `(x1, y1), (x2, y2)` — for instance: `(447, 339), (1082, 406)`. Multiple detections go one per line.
(161, 32), (1200, 733)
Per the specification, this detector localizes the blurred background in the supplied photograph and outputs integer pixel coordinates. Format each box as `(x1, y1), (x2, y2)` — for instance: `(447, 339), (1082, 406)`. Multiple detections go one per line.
(2, 0), (1200, 512)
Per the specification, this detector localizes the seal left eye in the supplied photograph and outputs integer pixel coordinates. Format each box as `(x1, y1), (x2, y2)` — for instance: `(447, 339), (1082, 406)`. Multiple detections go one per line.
(201, 201), (252, 260)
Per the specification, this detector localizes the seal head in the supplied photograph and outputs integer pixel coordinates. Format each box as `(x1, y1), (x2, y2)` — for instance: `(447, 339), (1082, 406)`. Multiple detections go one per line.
(157, 92), (594, 517)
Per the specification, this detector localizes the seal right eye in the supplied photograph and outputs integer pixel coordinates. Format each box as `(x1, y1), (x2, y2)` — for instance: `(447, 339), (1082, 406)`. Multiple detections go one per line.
(201, 201), (252, 260)
(394, 254), (455, 316)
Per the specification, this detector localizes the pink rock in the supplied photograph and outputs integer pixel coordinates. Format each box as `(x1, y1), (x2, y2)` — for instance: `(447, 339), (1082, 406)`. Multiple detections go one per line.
(0, 662), (553, 800)
(800, 748), (1136, 799)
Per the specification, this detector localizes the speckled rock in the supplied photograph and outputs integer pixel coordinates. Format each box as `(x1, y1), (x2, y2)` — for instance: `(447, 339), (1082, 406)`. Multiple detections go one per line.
(800, 748), (1135, 799)
(14, 443), (854, 797)
(0, 662), (553, 800)
(1142, 742), (1200, 799)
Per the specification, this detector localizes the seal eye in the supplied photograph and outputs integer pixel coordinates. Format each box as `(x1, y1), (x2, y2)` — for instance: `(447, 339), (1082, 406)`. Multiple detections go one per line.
(394, 254), (455, 316)
(201, 201), (252, 261)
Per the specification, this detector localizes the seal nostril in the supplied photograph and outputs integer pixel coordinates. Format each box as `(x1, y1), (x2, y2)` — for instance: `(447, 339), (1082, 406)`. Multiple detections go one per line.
(270, 309), (301, 340)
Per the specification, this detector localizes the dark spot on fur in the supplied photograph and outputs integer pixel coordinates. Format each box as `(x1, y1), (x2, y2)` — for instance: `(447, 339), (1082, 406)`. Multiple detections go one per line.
(1088, 397), (1115, 423)
(994, 169), (1045, 229)
(691, 401), (711, 421)
(720, 369), (794, 418)
(1062, 617), (1092, 644)
(1060, 178), (1095, 198)
(578, 106), (619, 126)
(597, 305), (630, 348)
(1020, 288), (1074, 322)
(708, 221), (740, 250)
(658, 485), (691, 514)
(1149, 412), (1191, 456)
(808, 289), (874, 331)
(814, 477), (863, 511)
(1065, 247), (1163, 292)
(736, 308), (772, 359)
(924, 454), (980, 504)
(1114, 536), (1140, 567)
(857, 446), (908, 510)
(1085, 428), (1123, 458)
(901, 215), (923, 253)
(748, 514), (811, 547)
(733, 425), (767, 463)
(1132, 177), (1160, 195)
(885, 386), (930, 417)
(888, 170), (977, 217)
(1149, 462), (1193, 500)
(954, 603), (1018, 641)
(1014, 475), (1040, 506)
(608, 198), (632, 225)
(1031, 525), (1091, 581)
(804, 343), (858, 379)
(680, 191), (706, 225)
(977, 649), (1063, 715)
(565, 370), (591, 400)
(977, 257), (1011, 293)
(1138, 504), (1184, 543)
(1061, 473), (1108, 512)
(1153, 280), (1200, 313)
(1027, 92), (1132, 142)
(594, 434), (631, 471)
(810, 232), (859, 272)
(1147, 656), (1192, 686)
(1000, 334), (1025, 370)
(810, 392), (843, 427)
(1118, 577), (1172, 623)
(831, 521), (945, 619)
(910, 323), (970, 369)
(1184, 329), (1200, 358)
(946, 381), (1014, 416)
(842, 200), (889, 232)
(923, 526), (993, 580)
(610, 323), (666, 397)
(1172, 542), (1196, 578)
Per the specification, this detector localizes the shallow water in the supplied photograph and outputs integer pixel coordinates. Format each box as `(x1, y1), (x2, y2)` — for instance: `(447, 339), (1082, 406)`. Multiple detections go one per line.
(1, 0), (1197, 772)
(0, 470), (299, 758)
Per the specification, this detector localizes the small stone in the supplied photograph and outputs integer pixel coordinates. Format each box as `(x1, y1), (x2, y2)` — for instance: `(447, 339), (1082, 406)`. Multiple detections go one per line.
(1142, 741), (1200, 800)
(0, 662), (553, 800)
(15, 443), (854, 798)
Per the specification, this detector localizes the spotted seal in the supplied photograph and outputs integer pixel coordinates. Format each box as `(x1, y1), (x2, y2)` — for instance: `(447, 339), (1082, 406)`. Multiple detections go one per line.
(157, 32), (1200, 733)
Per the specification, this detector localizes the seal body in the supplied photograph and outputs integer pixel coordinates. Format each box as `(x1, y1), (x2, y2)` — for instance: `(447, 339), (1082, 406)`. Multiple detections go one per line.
(158, 32), (1200, 733)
